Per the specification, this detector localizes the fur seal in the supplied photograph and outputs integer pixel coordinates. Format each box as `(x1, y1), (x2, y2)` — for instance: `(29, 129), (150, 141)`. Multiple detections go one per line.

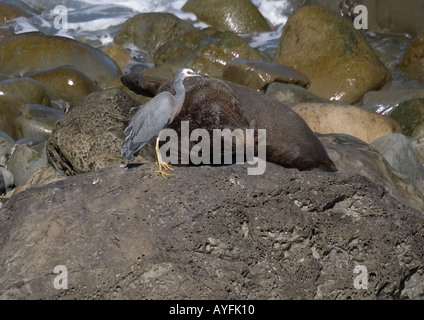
(121, 73), (336, 172)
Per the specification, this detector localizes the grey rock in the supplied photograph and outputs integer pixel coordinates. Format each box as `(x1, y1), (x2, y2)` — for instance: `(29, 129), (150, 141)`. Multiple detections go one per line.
(0, 163), (423, 299)
(361, 90), (424, 115)
(0, 166), (14, 193)
(320, 133), (424, 213)
(266, 83), (324, 104)
(370, 133), (424, 193)
(7, 141), (48, 187)
(0, 131), (14, 159)
(14, 104), (64, 140)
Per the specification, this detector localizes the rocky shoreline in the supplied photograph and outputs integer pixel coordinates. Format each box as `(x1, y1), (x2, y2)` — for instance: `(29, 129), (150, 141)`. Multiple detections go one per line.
(1, 0), (424, 299)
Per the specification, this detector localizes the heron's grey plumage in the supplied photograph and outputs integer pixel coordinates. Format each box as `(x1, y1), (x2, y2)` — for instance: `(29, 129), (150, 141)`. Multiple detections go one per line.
(121, 68), (203, 159)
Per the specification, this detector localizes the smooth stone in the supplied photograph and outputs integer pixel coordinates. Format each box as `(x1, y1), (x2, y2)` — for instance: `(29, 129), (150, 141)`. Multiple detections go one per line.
(0, 166), (14, 195)
(305, 0), (424, 37)
(28, 66), (101, 108)
(273, 6), (391, 104)
(1, 163), (424, 299)
(361, 90), (424, 115)
(47, 89), (153, 175)
(14, 104), (65, 140)
(400, 32), (424, 84)
(320, 133), (424, 213)
(101, 44), (132, 71)
(389, 98), (424, 163)
(370, 133), (424, 193)
(0, 78), (50, 139)
(0, 131), (14, 159)
(0, 33), (122, 87)
(389, 98), (424, 137)
(182, 0), (272, 33)
(222, 59), (309, 91)
(7, 141), (48, 187)
(291, 103), (401, 144)
(15, 136), (46, 152)
(11, 166), (66, 196)
(0, 2), (31, 25)
(152, 28), (270, 79)
(265, 83), (324, 104)
(114, 13), (196, 60)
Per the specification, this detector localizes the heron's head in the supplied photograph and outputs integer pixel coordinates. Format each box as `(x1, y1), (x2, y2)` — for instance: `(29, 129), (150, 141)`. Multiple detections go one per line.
(176, 68), (208, 80)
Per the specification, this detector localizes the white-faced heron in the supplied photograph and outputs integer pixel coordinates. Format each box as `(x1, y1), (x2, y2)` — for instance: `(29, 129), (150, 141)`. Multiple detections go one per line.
(121, 68), (205, 178)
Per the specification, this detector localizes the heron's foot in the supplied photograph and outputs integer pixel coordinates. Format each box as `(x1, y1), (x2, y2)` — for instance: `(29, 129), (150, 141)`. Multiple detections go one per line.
(154, 168), (174, 179)
(155, 161), (173, 171)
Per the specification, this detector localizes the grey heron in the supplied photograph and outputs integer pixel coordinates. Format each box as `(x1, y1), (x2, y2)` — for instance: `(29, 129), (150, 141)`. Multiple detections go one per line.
(121, 68), (206, 178)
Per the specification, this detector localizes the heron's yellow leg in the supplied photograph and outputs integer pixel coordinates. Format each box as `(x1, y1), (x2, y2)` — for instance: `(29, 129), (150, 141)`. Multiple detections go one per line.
(154, 137), (174, 178)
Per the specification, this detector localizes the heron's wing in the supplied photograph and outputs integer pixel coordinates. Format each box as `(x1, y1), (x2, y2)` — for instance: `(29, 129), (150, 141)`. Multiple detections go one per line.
(122, 93), (173, 158)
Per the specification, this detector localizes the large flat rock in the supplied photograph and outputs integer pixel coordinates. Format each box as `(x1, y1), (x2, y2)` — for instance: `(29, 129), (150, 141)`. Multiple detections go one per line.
(0, 163), (423, 299)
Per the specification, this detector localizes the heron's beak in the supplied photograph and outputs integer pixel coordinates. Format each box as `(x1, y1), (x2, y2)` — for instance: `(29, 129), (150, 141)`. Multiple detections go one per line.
(192, 71), (209, 78)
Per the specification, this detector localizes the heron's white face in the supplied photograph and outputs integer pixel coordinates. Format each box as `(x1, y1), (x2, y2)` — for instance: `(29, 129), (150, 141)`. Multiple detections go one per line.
(177, 68), (206, 79)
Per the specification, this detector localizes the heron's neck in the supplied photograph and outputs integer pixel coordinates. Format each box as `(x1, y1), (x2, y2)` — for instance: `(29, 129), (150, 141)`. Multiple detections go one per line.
(174, 77), (186, 106)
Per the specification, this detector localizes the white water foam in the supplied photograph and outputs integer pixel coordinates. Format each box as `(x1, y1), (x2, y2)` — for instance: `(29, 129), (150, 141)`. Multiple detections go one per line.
(11, 0), (292, 49)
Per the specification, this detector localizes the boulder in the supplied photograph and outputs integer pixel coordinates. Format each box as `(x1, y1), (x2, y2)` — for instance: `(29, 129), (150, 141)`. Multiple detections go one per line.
(0, 33), (122, 87)
(291, 103), (401, 144)
(0, 131), (14, 159)
(320, 133), (424, 213)
(273, 6), (391, 104)
(222, 59), (309, 91)
(0, 1), (31, 25)
(0, 78), (51, 139)
(14, 104), (64, 140)
(6, 137), (48, 187)
(305, 0), (424, 37)
(28, 66), (101, 109)
(370, 133), (424, 193)
(361, 90), (424, 115)
(46, 89), (153, 175)
(114, 13), (196, 60)
(182, 0), (272, 33)
(399, 32), (424, 84)
(389, 98), (424, 163)
(151, 28), (270, 79)
(0, 162), (423, 299)
(266, 83), (324, 104)
(11, 166), (66, 196)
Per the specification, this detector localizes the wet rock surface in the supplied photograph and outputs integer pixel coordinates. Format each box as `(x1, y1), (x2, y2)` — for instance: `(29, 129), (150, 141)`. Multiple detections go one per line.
(0, 1), (31, 24)
(222, 59), (310, 91)
(182, 0), (272, 33)
(1, 163), (423, 299)
(28, 66), (101, 109)
(400, 32), (424, 85)
(305, 0), (424, 37)
(0, 33), (122, 87)
(274, 5), (391, 104)
(0, 78), (50, 139)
